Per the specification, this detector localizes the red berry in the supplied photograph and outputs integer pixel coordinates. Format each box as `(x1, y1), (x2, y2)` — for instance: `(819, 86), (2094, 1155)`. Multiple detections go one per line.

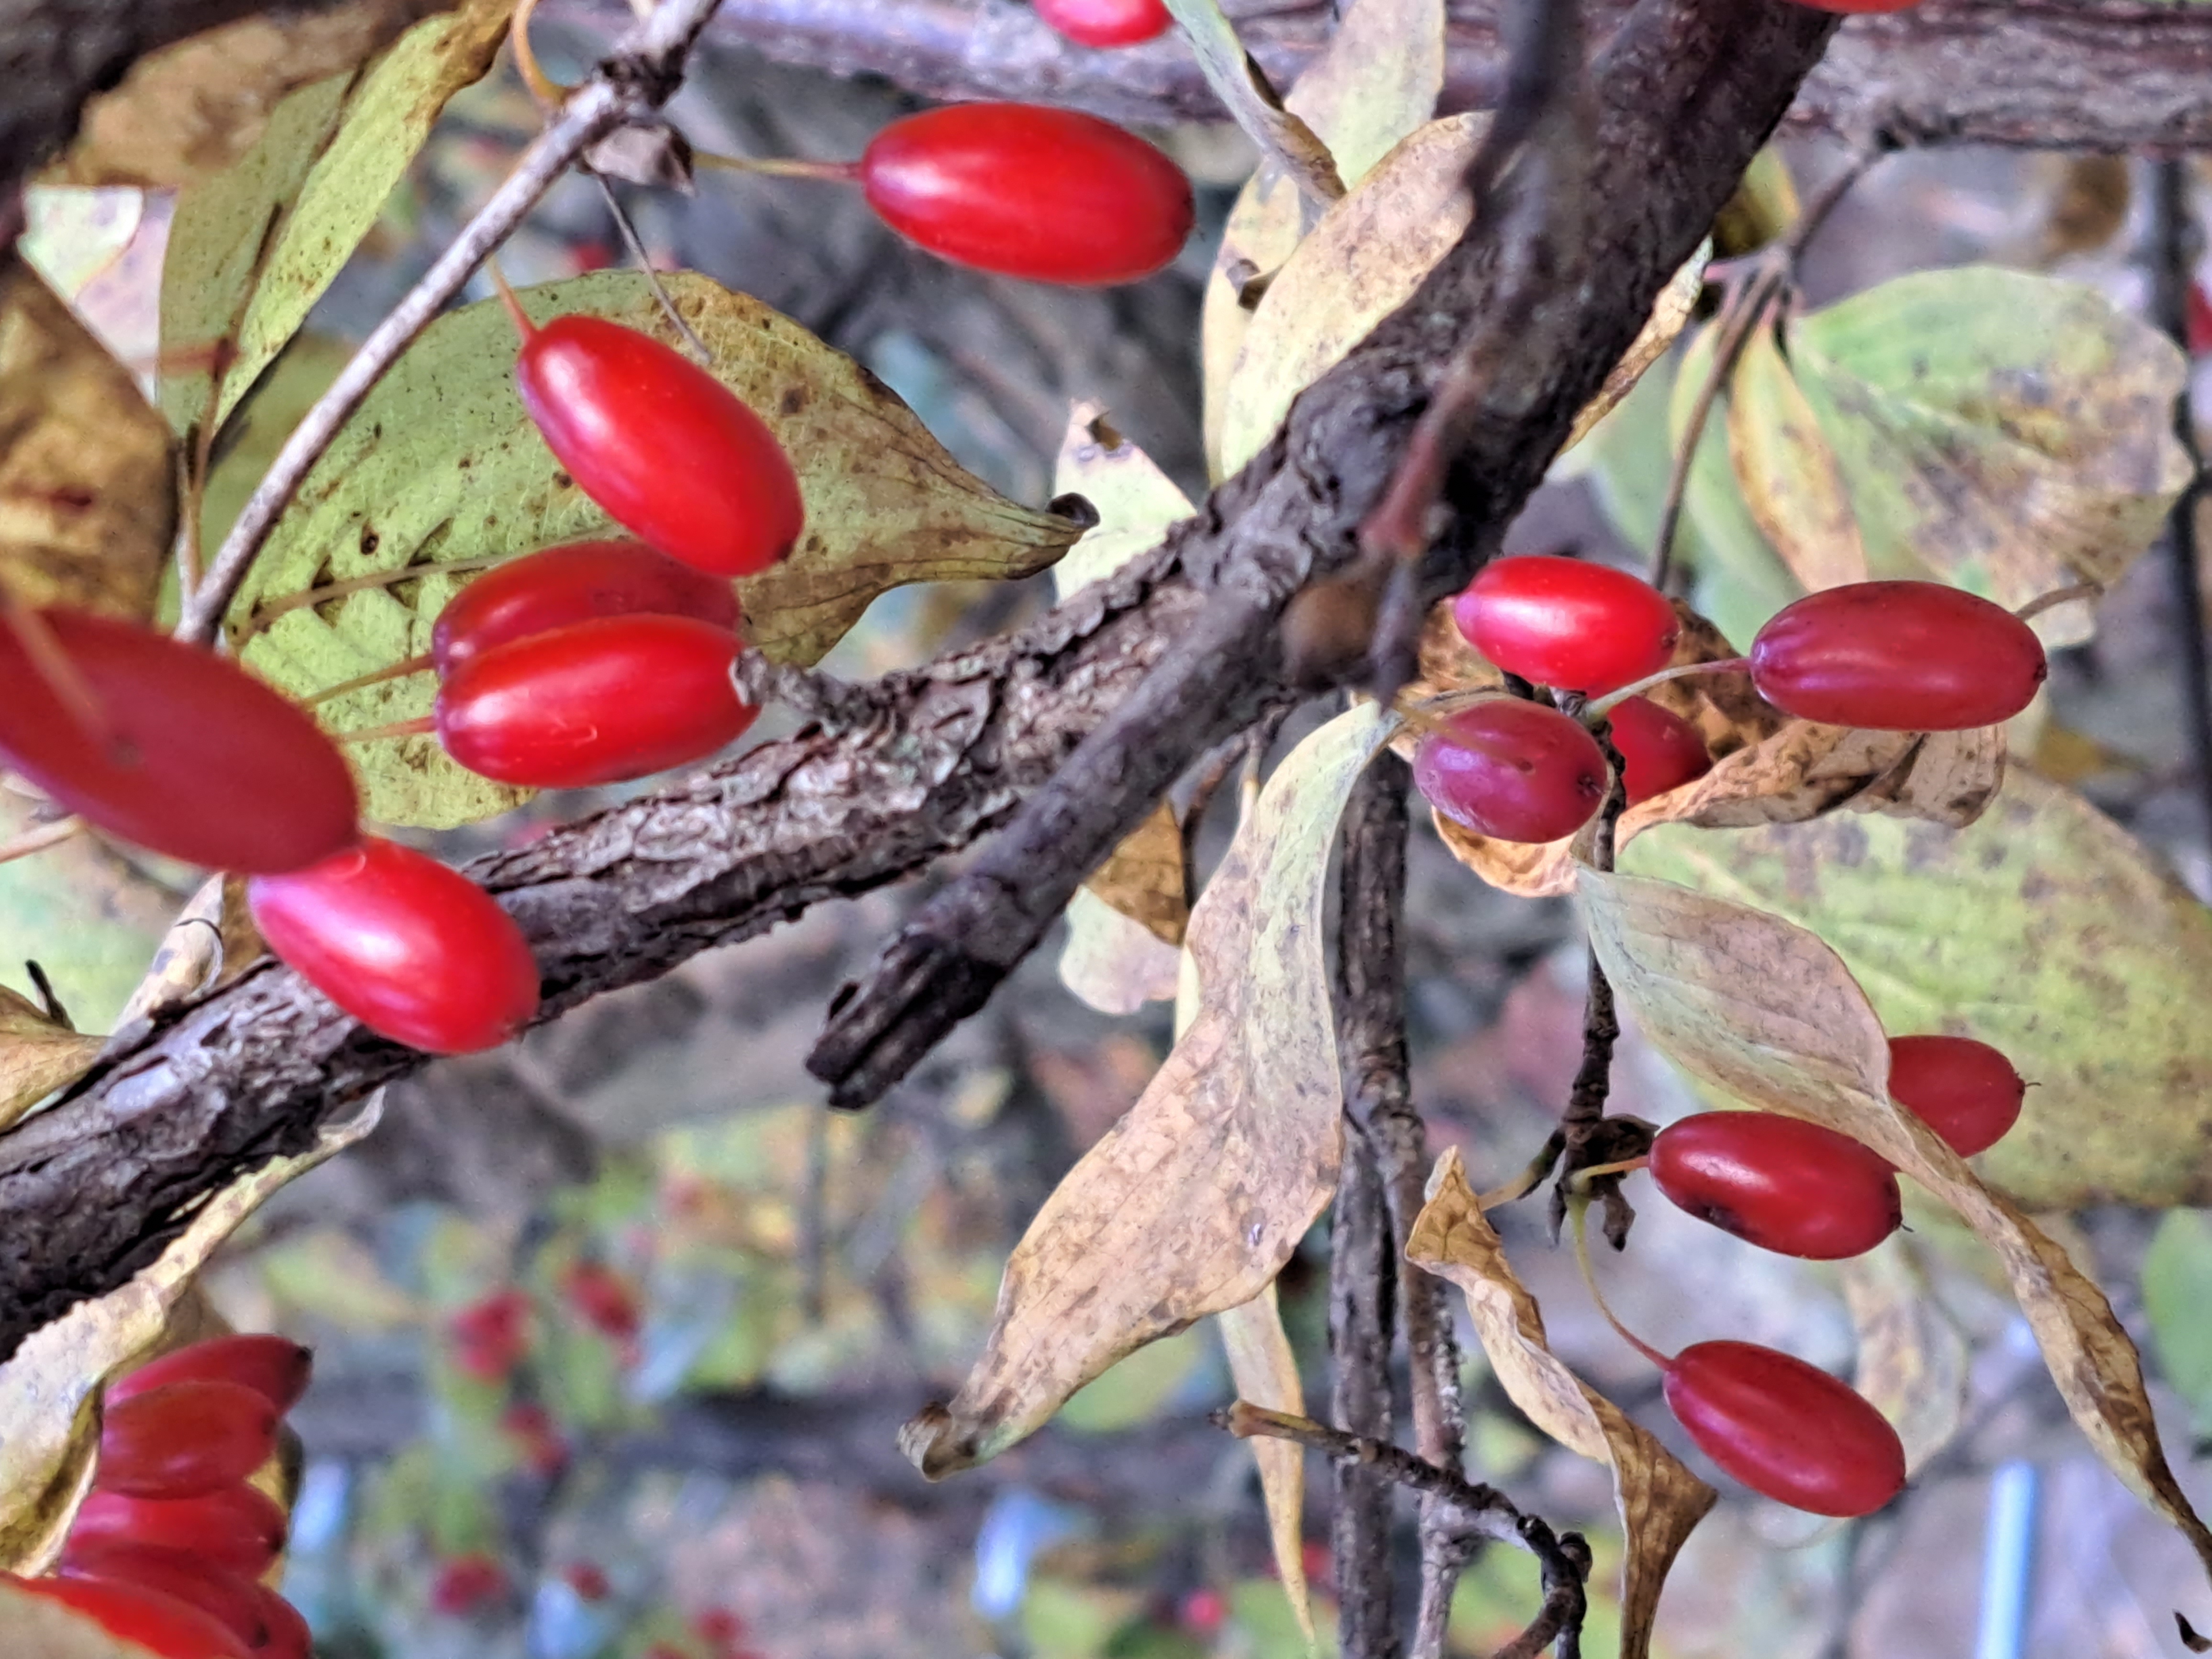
(513, 315), (804, 578)
(58, 1545), (271, 1650)
(1178, 1588), (1227, 1635)
(449, 1291), (533, 1382)
(694, 1607), (747, 1650)
(66, 1487), (289, 1577)
(1608, 696), (1713, 804)
(500, 1402), (569, 1478)
(1662, 1340), (1905, 1516)
(0, 608), (358, 874)
(1034, 0), (1172, 46)
(1887, 1034), (2027, 1157)
(96, 1381), (280, 1501)
(430, 1553), (509, 1617)
(5, 1573), (252, 1659)
(432, 541), (741, 675)
(248, 836), (541, 1055)
(1452, 555), (1682, 695)
(2189, 279), (2212, 358)
(560, 1561), (611, 1604)
(252, 1587), (313, 1659)
(110, 1336), (313, 1416)
(1649, 1113), (1901, 1260)
(560, 1261), (642, 1344)
(1412, 699), (1609, 844)
(435, 615), (757, 789)
(1748, 581), (2046, 731)
(860, 105), (1195, 286)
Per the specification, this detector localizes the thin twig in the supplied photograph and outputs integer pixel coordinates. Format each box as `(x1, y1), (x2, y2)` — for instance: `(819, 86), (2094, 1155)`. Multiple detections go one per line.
(2148, 158), (2212, 847)
(586, 168), (711, 358)
(0, 815), (83, 868)
(1329, 1121), (1399, 1659)
(176, 0), (735, 645)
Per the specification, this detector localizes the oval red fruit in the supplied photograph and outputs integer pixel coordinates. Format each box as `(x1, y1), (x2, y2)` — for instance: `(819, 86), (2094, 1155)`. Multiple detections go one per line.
(253, 1587), (314, 1659)
(1412, 699), (1608, 844)
(66, 1487), (289, 1578)
(861, 104), (1195, 286)
(1452, 555), (1681, 695)
(1608, 696), (1712, 804)
(6, 1572), (253, 1659)
(109, 1336), (313, 1416)
(1034, 0), (1172, 46)
(0, 609), (358, 874)
(431, 1553), (509, 1617)
(432, 541), (741, 674)
(96, 1380), (279, 1500)
(1650, 1112), (1901, 1260)
(436, 615), (757, 789)
(515, 315), (803, 578)
(59, 1545), (271, 1650)
(248, 836), (541, 1054)
(1663, 1340), (1906, 1516)
(1887, 1034), (2027, 1157)
(1749, 581), (2046, 730)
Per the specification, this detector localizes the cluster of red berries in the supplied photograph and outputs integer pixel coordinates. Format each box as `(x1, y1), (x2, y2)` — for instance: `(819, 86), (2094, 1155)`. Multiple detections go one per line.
(3, 1336), (314, 1659)
(1415, 555), (2048, 844)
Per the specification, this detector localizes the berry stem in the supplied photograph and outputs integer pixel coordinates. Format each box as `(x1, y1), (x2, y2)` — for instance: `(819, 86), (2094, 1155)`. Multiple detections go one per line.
(2013, 580), (2102, 625)
(334, 716), (437, 745)
(1568, 1198), (1674, 1371)
(303, 654), (434, 708)
(1568, 1154), (1649, 1187)
(510, 0), (569, 107)
(486, 258), (538, 345)
(234, 550), (517, 645)
(1584, 658), (1750, 719)
(693, 151), (864, 184)
(0, 814), (84, 869)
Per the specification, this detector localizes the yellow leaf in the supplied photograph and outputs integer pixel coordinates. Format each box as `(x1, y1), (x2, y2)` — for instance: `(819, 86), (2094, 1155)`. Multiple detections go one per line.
(1216, 1289), (1312, 1643)
(1725, 315), (1868, 592)
(1159, 0), (1343, 219)
(0, 986), (101, 1135)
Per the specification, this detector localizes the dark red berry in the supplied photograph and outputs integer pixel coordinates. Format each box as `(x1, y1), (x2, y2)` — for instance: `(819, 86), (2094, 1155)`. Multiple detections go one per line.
(1452, 555), (1681, 695)
(1034, 0), (1172, 46)
(1748, 581), (2047, 731)
(694, 1607), (748, 1650)
(500, 1403), (569, 1478)
(860, 105), (1195, 286)
(248, 836), (541, 1055)
(5, 1573), (253, 1659)
(1412, 699), (1609, 844)
(430, 1553), (509, 1617)
(0, 608), (358, 874)
(512, 314), (804, 578)
(252, 1587), (313, 1659)
(1662, 1340), (1906, 1516)
(1608, 696), (1713, 804)
(435, 614), (757, 789)
(560, 1261), (641, 1344)
(1887, 1034), (2027, 1157)
(66, 1486), (288, 1578)
(432, 541), (741, 675)
(2190, 279), (2212, 358)
(449, 1291), (533, 1382)
(110, 1336), (313, 1416)
(561, 1562), (611, 1604)
(96, 1381), (280, 1501)
(1649, 1112), (1902, 1260)
(59, 1545), (271, 1651)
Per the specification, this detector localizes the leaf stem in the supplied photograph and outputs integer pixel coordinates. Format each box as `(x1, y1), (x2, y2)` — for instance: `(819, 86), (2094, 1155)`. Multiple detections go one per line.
(302, 654), (435, 708)
(2014, 580), (2103, 625)
(693, 151), (863, 184)
(0, 816), (84, 869)
(334, 716), (437, 745)
(1584, 657), (1750, 718)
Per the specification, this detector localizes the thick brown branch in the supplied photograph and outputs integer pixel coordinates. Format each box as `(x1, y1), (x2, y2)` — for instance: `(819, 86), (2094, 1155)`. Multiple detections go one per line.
(678, 0), (2212, 152)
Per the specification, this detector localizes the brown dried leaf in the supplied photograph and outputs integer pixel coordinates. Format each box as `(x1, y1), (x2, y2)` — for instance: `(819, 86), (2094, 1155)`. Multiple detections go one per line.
(0, 1096), (382, 1572)
(42, 0), (460, 188)
(0, 986), (101, 1135)
(1058, 891), (1182, 1015)
(900, 704), (1395, 1477)
(1084, 800), (1187, 948)
(0, 265), (173, 620)
(1841, 1241), (1969, 1477)
(1407, 1150), (1717, 1659)
(1577, 867), (2212, 1582)
(1216, 1288), (1312, 1641)
(1726, 316), (1867, 592)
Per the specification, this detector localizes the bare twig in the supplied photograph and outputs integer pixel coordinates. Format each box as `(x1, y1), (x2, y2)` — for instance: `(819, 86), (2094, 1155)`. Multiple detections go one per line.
(1329, 1124), (1400, 1659)
(174, 0), (734, 644)
(0, 816), (82, 868)
(2147, 159), (2212, 847)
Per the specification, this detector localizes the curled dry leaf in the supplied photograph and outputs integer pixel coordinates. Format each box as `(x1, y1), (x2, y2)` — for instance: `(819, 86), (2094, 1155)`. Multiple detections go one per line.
(0, 986), (101, 1135)
(229, 271), (1079, 829)
(1576, 863), (2212, 1582)
(1058, 889), (1181, 1015)
(1159, 0), (1344, 219)
(1725, 313), (1867, 593)
(1215, 1288), (1312, 1642)
(0, 1095), (382, 1573)
(1407, 1150), (1717, 1659)
(1840, 1239), (1969, 1478)
(900, 704), (1395, 1477)
(110, 879), (227, 1034)
(0, 265), (173, 621)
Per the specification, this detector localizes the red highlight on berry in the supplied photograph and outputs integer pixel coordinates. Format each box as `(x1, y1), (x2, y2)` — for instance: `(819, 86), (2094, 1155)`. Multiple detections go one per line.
(1748, 581), (2046, 731)
(1453, 555), (1682, 696)
(66, 1486), (290, 1578)
(109, 1335), (313, 1416)
(96, 1380), (280, 1501)
(1608, 695), (1713, 804)
(1662, 1340), (1907, 1516)
(432, 541), (741, 675)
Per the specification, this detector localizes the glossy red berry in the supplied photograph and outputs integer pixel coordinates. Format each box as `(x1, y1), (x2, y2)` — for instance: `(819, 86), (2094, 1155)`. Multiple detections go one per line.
(59, 1545), (271, 1651)
(561, 1562), (612, 1604)
(96, 1381), (280, 1501)
(512, 313), (803, 578)
(66, 1486), (289, 1578)
(1887, 1034), (2027, 1157)
(252, 1587), (313, 1659)
(560, 1261), (641, 1344)
(1608, 696), (1713, 804)
(1649, 1113), (1901, 1260)
(432, 541), (741, 675)
(1034, 0), (1172, 46)
(0, 609), (358, 874)
(110, 1336), (313, 1416)
(1412, 699), (1609, 844)
(436, 615), (757, 789)
(247, 836), (541, 1055)
(431, 1553), (509, 1617)
(1749, 581), (2046, 731)
(1452, 555), (1681, 695)
(5, 1573), (253, 1659)
(449, 1290), (533, 1382)
(861, 105), (1195, 286)
(500, 1403), (569, 1478)
(1662, 1340), (1906, 1516)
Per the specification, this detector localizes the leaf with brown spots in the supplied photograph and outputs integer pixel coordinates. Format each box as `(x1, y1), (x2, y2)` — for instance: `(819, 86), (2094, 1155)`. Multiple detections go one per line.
(1725, 311), (1867, 593)
(1407, 1150), (1717, 1659)
(0, 986), (100, 1136)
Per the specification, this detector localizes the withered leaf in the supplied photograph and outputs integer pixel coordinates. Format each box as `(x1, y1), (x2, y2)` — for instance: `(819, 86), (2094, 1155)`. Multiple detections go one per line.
(1407, 1150), (1717, 1659)
(901, 704), (1395, 1477)
(1577, 865), (2212, 1583)
(1159, 0), (1344, 219)
(1840, 1240), (1969, 1480)
(1726, 314), (1867, 592)
(1215, 1288), (1312, 1641)
(0, 985), (101, 1135)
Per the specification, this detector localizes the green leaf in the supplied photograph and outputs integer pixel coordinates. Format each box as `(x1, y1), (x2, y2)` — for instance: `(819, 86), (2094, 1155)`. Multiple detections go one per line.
(228, 270), (1079, 829)
(1725, 312), (1867, 592)
(0, 796), (173, 1034)
(159, 0), (513, 442)
(1787, 266), (2192, 645)
(198, 333), (352, 555)
(2145, 1211), (2212, 1441)
(0, 985), (103, 1134)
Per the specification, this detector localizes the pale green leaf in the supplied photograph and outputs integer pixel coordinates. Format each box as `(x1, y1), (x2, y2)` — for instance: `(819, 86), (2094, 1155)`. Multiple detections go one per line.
(2144, 1211), (2212, 1440)
(1725, 313), (1867, 592)
(1159, 0), (1342, 217)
